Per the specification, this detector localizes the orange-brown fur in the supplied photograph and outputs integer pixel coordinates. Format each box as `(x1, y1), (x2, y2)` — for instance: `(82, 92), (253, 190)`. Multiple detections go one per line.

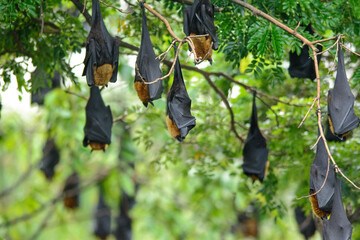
(190, 33), (213, 61)
(242, 218), (258, 237)
(166, 115), (180, 139)
(63, 196), (78, 209)
(249, 161), (269, 181)
(328, 116), (350, 138)
(93, 64), (114, 86)
(134, 81), (150, 104)
(89, 142), (108, 151)
(309, 190), (330, 218)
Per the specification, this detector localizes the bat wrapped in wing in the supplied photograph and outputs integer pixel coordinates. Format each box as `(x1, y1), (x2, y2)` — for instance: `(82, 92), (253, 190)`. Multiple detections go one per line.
(83, 86), (113, 151)
(113, 191), (135, 240)
(327, 47), (359, 139)
(63, 172), (80, 209)
(309, 133), (336, 218)
(93, 190), (111, 240)
(31, 70), (61, 105)
(82, 0), (119, 86)
(242, 93), (269, 182)
(183, 0), (218, 63)
(288, 25), (322, 81)
(166, 46), (196, 142)
(294, 206), (316, 240)
(39, 138), (60, 180)
(322, 176), (353, 240)
(134, 2), (163, 107)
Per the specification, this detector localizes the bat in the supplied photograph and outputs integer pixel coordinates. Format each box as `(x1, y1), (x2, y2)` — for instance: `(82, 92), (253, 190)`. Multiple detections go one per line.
(113, 191), (135, 240)
(309, 133), (335, 218)
(63, 172), (80, 209)
(39, 138), (60, 180)
(93, 190), (111, 240)
(82, 0), (119, 86)
(83, 86), (113, 151)
(288, 25), (322, 81)
(134, 2), (163, 107)
(325, 119), (346, 142)
(183, 0), (218, 63)
(31, 70), (61, 105)
(322, 176), (353, 240)
(327, 47), (359, 139)
(166, 45), (196, 142)
(242, 93), (269, 182)
(294, 206), (316, 240)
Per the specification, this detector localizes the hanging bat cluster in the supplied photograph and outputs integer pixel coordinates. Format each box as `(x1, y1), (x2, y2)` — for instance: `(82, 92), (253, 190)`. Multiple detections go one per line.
(113, 191), (135, 240)
(83, 86), (113, 151)
(242, 93), (269, 182)
(93, 190), (111, 240)
(134, 2), (163, 107)
(63, 171), (80, 209)
(166, 45), (196, 142)
(31, 70), (61, 105)
(288, 25), (322, 81)
(39, 138), (60, 180)
(294, 206), (316, 240)
(183, 0), (218, 63)
(327, 47), (359, 140)
(82, 0), (119, 86)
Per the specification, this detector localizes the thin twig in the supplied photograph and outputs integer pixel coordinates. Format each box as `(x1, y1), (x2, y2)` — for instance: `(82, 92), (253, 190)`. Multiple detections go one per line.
(64, 89), (88, 100)
(310, 135), (321, 150)
(99, 0), (133, 14)
(28, 206), (56, 240)
(82, 0), (87, 13)
(156, 39), (176, 62)
(256, 95), (279, 127)
(298, 98), (317, 128)
(341, 43), (360, 57)
(316, 36), (341, 56)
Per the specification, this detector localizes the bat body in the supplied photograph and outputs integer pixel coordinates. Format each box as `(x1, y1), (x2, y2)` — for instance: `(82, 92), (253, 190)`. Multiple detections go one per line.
(31, 70), (61, 105)
(39, 138), (60, 180)
(166, 46), (196, 142)
(113, 191), (135, 240)
(294, 206), (316, 240)
(183, 0), (218, 63)
(94, 192), (111, 240)
(309, 133), (335, 218)
(322, 177), (353, 240)
(242, 93), (269, 182)
(325, 119), (346, 142)
(134, 2), (163, 107)
(327, 47), (359, 139)
(83, 86), (113, 151)
(288, 25), (322, 81)
(63, 172), (80, 209)
(82, 0), (119, 86)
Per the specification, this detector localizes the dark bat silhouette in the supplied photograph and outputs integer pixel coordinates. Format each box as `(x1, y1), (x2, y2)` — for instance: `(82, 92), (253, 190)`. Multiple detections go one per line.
(242, 93), (269, 182)
(288, 25), (322, 81)
(183, 0), (218, 63)
(83, 86), (113, 151)
(113, 191), (135, 240)
(63, 172), (80, 209)
(166, 45), (196, 142)
(309, 133), (335, 218)
(93, 190), (111, 240)
(82, 0), (119, 86)
(31, 70), (61, 105)
(327, 47), (359, 139)
(39, 138), (60, 180)
(134, 2), (163, 107)
(322, 176), (353, 240)
(294, 206), (316, 240)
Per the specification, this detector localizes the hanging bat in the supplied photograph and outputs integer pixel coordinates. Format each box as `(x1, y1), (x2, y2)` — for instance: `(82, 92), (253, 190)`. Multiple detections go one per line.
(113, 191), (135, 240)
(322, 176), (353, 240)
(63, 172), (80, 209)
(166, 45), (196, 142)
(83, 86), (113, 151)
(31, 70), (61, 105)
(183, 0), (218, 63)
(309, 133), (335, 218)
(327, 47), (359, 139)
(288, 25), (322, 81)
(325, 119), (346, 142)
(294, 206), (316, 240)
(134, 2), (163, 107)
(82, 0), (119, 86)
(93, 190), (111, 240)
(39, 138), (60, 180)
(242, 93), (269, 182)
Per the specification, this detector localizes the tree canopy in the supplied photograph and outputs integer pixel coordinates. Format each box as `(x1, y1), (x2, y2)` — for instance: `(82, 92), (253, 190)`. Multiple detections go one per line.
(1, 0), (360, 239)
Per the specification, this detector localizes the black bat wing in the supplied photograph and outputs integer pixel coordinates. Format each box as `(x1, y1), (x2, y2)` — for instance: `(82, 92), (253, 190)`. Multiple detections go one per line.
(183, 5), (192, 36)
(328, 48), (359, 135)
(242, 93), (269, 182)
(322, 177), (353, 240)
(325, 118), (346, 142)
(167, 49), (196, 142)
(309, 134), (336, 212)
(198, 1), (218, 50)
(94, 191), (111, 239)
(113, 191), (134, 240)
(294, 207), (316, 239)
(136, 2), (163, 103)
(83, 86), (113, 146)
(39, 138), (60, 180)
